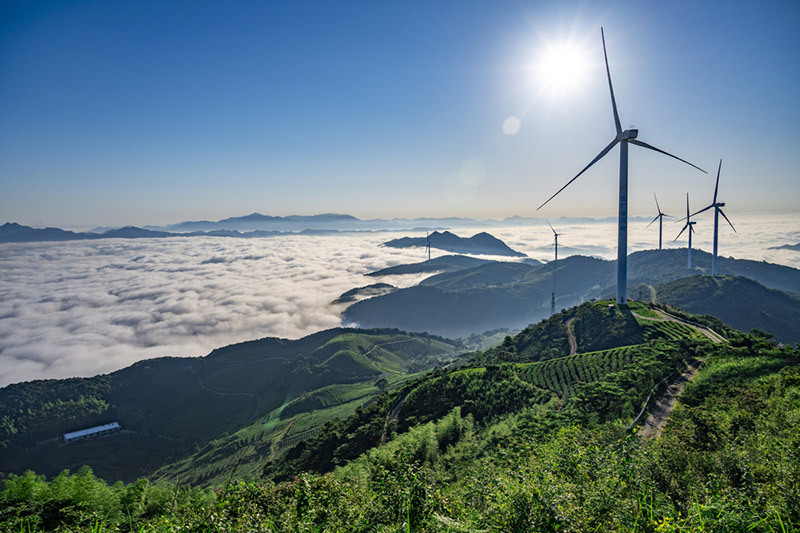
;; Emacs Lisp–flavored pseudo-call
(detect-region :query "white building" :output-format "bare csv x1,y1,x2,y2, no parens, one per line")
62,422,121,444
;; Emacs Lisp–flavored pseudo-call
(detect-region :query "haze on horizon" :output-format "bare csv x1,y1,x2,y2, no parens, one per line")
1,0,798,228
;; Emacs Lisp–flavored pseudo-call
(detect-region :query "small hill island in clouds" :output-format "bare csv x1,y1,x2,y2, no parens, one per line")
383,231,527,257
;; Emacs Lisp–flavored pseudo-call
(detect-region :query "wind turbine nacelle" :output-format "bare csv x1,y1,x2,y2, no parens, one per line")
618,128,638,141
717,202,725,207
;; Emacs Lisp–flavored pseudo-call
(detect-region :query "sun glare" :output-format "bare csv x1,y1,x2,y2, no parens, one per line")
532,41,592,98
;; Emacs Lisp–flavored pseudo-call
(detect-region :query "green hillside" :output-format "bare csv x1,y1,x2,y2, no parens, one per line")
263,300,725,481
0,328,463,484
654,274,800,343
3,303,797,531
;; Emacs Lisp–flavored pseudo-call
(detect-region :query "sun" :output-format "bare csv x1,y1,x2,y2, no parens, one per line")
531,41,592,98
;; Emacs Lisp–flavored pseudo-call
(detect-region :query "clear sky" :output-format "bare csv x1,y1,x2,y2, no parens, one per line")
1,0,798,227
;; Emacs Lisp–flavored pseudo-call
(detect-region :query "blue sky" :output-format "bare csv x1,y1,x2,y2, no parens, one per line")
1,0,798,227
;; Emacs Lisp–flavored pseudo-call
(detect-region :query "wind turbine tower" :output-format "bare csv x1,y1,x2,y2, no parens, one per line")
675,194,697,268
646,193,672,250
547,220,563,316
537,28,706,306
691,159,736,276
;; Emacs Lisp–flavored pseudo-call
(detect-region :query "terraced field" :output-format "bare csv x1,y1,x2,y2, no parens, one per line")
518,305,709,398
642,319,706,341
518,346,637,398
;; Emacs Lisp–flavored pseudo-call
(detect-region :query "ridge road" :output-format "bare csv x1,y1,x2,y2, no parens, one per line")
629,306,726,439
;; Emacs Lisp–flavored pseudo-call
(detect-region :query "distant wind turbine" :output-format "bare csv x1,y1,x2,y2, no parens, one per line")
646,193,672,250
537,28,706,305
690,159,736,276
547,220,564,316
425,230,431,261
674,193,697,268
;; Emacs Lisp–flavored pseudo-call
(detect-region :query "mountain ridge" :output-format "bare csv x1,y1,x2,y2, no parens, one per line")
344,248,800,341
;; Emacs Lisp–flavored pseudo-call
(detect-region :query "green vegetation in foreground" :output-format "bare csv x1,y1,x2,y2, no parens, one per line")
2,305,798,531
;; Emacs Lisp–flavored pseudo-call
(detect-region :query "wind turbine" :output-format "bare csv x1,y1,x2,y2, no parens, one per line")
547,220,564,316
646,193,672,250
537,28,706,305
674,193,697,268
690,159,736,276
425,230,431,261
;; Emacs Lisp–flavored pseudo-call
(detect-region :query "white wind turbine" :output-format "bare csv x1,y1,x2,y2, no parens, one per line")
537,28,706,305
674,193,697,268
547,220,564,316
690,159,736,276
646,193,672,250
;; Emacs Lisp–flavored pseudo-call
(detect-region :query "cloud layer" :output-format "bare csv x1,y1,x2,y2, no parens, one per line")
1,213,798,386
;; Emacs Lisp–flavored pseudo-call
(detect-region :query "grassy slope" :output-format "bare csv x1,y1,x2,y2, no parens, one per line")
0,329,462,483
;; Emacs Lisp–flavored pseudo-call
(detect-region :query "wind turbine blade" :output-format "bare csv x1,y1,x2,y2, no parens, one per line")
713,159,722,204
654,193,662,215
689,205,714,218
547,220,556,234
537,138,618,210
674,224,688,242
645,214,660,228
601,28,622,135
629,139,707,174
719,208,736,233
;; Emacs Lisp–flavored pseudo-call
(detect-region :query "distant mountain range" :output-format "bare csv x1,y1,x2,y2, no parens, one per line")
154,212,630,232
1,213,648,243
383,231,527,257
343,248,800,342
0,222,536,260
0,222,178,242
0,222,338,243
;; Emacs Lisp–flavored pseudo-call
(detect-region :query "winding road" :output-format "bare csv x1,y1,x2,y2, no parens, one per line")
565,317,578,356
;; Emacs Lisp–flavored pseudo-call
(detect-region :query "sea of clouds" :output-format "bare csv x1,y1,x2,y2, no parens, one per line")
1,213,798,387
